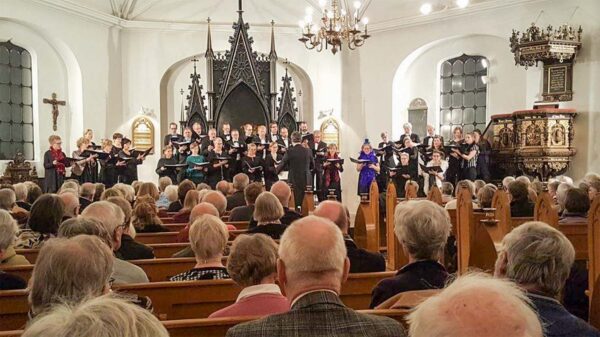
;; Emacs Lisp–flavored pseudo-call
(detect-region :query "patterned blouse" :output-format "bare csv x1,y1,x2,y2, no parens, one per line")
169,267,230,282
463,144,480,168
15,229,54,249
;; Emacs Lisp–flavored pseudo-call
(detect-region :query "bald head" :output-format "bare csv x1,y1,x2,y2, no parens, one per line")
189,202,219,223
313,201,348,233
409,273,542,337
202,191,227,215
59,192,80,218
270,181,291,208
216,181,230,196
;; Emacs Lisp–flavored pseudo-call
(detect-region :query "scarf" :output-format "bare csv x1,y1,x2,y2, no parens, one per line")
50,147,66,175
325,153,341,186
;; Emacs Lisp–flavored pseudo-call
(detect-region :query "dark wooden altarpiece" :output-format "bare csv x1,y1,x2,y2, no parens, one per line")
180,3,299,133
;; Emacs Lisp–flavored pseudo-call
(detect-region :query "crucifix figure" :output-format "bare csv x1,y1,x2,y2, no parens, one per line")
43,93,66,131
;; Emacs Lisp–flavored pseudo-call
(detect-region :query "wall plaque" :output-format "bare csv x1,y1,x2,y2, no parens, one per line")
320,117,340,150
131,116,155,154
542,62,573,102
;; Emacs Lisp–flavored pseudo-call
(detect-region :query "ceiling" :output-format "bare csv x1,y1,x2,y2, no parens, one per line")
37,0,537,28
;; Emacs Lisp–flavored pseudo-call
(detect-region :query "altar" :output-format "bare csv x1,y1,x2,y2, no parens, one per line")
486,107,577,181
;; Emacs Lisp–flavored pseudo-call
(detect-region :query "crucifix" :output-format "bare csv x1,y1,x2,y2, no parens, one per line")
43,93,66,131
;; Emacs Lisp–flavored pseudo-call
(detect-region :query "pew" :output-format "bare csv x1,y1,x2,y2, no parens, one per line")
426,186,443,206
354,182,379,253
405,183,418,200
488,189,512,244
385,181,408,271
369,181,383,247
136,229,248,245
455,186,497,275
588,196,600,329
301,190,315,217
163,223,187,232
534,191,559,228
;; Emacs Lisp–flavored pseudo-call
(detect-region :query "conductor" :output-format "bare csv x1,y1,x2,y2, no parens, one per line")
277,131,315,210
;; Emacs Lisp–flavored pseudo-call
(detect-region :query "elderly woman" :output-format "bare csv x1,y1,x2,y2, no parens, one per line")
210,234,289,318
494,222,599,336
476,184,496,209
170,214,230,281
248,192,286,240
0,210,30,265
43,135,71,193
370,200,451,308
172,190,201,223
508,180,535,217
15,194,65,249
28,235,113,317
559,188,591,225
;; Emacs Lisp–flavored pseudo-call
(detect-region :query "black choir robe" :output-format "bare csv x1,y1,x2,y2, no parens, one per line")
156,157,179,183
206,150,230,188
263,152,282,190
241,156,264,183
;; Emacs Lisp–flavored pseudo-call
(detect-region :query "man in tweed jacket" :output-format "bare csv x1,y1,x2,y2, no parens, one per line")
226,216,406,337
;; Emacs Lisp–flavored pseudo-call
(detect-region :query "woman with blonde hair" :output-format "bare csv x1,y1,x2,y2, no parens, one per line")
136,182,160,201
132,196,169,233
247,192,286,240
172,190,200,223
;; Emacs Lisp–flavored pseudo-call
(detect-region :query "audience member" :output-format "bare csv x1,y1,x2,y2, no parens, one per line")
156,177,173,209
226,216,405,337
0,210,30,265
227,173,250,210
59,191,80,220
444,180,477,210
556,182,574,215
248,181,301,229
25,182,42,205
441,182,454,204
100,187,124,200
559,188,591,224
203,191,228,216
408,273,542,337
502,176,516,191
132,196,169,233
93,183,105,202
548,180,561,201
314,200,385,274
370,200,450,308
170,214,230,281
59,180,80,196
79,182,95,211
210,234,289,318
229,182,263,222
247,192,287,240
0,188,16,211
172,190,200,223
22,295,168,337
136,182,160,201
216,180,231,196
81,202,149,284
16,194,64,249
28,235,113,317
516,175,531,186
107,197,154,260
473,179,485,194
197,182,211,191
168,180,195,212
588,179,599,202
174,202,220,252
160,184,178,209
13,183,31,211
114,183,135,204
495,222,599,337
508,180,535,217
476,184,495,209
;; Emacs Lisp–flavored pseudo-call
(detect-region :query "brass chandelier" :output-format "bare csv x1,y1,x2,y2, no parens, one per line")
298,0,371,55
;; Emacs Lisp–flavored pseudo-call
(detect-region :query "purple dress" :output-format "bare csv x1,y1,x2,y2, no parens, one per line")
357,151,378,195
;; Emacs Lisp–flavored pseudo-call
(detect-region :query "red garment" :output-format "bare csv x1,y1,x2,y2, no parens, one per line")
209,293,290,318
50,147,66,175
324,152,341,187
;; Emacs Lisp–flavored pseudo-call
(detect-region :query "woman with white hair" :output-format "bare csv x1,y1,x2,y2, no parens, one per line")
370,200,451,308
170,214,230,281
247,192,287,240
0,210,30,266
210,234,289,318
22,295,168,337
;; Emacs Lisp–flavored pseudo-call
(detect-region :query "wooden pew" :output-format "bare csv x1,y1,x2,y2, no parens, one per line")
354,183,379,253
385,181,408,271
301,189,315,217
369,181,382,247
136,229,248,245
534,191,559,228
455,186,497,275
588,196,600,329
405,183,418,200
427,186,443,206
488,189,512,244
163,223,187,232
0,289,28,331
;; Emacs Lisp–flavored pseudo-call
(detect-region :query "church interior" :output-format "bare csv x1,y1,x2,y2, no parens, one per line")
1,0,600,336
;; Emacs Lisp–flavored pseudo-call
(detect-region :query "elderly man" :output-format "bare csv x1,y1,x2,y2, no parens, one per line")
81,202,148,284
226,216,406,337
203,191,227,216
216,180,231,197
398,122,420,145
227,174,249,210
59,191,80,221
314,201,385,274
495,222,600,337
79,182,95,211
0,188,27,224
409,273,543,337
248,181,301,229
229,182,263,222
173,202,220,256
13,183,31,211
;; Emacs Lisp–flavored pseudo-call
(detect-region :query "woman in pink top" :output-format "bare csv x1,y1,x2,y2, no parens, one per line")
209,234,289,318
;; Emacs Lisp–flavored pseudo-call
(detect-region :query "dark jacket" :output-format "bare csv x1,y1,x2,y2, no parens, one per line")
116,234,155,260
0,271,27,290
136,223,170,233
227,191,246,211
229,205,255,222
277,144,314,208
16,201,31,212
43,149,68,193
226,291,406,337
248,207,301,229
510,200,535,217
528,293,600,337
167,200,183,213
370,260,449,308
345,238,386,274
248,223,288,240
78,197,92,212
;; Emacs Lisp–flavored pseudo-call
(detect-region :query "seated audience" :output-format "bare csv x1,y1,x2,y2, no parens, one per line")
476,184,495,209
203,191,228,217
473,179,485,194
216,180,231,196
229,182,263,222
494,222,600,337
114,183,135,204
173,203,220,256
502,176,516,191
100,187,124,200
28,235,113,317
226,216,405,337
314,200,385,274
58,191,80,221
444,180,477,210
548,180,561,201
516,175,531,186
26,182,43,205
589,178,600,201
172,190,200,223
168,179,195,212
197,183,211,191
13,183,31,211
16,194,64,249
22,295,168,337
170,214,230,281
210,234,289,318
441,182,454,204
370,200,450,308
0,188,28,224
93,183,105,202
136,181,160,201
79,182,95,212
508,180,535,217
156,177,173,209
408,273,543,337
559,188,590,224
556,182,574,215
227,173,249,210
248,192,287,240
0,269,27,290
81,202,149,284
107,196,154,260
59,180,79,195
0,209,30,265
249,181,301,229
132,196,170,233
160,184,178,209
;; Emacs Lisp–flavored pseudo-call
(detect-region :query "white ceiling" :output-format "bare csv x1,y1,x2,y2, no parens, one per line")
37,0,536,28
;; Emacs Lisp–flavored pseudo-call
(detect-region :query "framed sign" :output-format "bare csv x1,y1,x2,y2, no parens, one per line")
542,62,573,102
131,116,155,154
320,117,340,150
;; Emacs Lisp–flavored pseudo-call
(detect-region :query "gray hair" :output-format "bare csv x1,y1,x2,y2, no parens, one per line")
516,175,531,186
279,215,346,280
394,200,451,261
58,217,112,247
28,236,114,316
0,189,16,210
23,295,168,337
254,192,284,223
202,191,227,215
232,173,250,191
0,209,18,250
556,182,574,210
502,176,515,190
81,201,125,242
13,183,28,201
403,122,413,130
59,191,80,218
60,181,80,196
189,214,228,261
164,185,178,203
408,273,542,337
291,131,302,143
497,221,575,296
114,184,135,203
227,234,279,287
80,183,96,199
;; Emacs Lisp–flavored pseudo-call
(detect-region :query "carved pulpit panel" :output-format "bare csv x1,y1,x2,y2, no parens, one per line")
131,117,155,154
320,118,340,150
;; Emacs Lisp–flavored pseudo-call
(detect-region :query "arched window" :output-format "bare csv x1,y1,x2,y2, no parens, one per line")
0,41,34,160
439,54,488,142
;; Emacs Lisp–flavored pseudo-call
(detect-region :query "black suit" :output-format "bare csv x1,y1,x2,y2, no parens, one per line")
226,190,246,211
398,133,421,145
163,133,182,146
229,204,255,222
248,207,301,229
312,141,328,201
277,144,314,209
116,234,155,260
346,238,386,274
78,197,92,212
